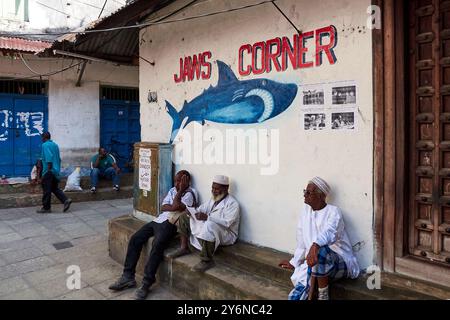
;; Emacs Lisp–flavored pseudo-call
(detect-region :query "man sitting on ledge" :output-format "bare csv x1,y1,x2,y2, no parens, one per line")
108,170,198,300
278,177,360,300
90,147,121,193
169,175,240,273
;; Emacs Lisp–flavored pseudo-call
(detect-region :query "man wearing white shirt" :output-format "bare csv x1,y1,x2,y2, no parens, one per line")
169,175,240,272
109,170,198,300
279,177,360,300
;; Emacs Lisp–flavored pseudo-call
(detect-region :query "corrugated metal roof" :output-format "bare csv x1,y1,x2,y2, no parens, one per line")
42,0,174,65
0,37,51,53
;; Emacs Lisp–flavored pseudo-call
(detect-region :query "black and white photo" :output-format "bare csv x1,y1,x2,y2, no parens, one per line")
304,113,326,130
332,85,356,105
302,89,324,105
331,112,355,130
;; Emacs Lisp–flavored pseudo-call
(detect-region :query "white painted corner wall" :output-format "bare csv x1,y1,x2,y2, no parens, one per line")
139,0,374,269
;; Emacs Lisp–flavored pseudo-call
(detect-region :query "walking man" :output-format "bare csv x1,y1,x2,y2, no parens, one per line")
36,132,72,213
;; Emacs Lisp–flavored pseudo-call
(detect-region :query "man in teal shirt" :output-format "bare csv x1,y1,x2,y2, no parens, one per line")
37,132,72,213
90,147,121,193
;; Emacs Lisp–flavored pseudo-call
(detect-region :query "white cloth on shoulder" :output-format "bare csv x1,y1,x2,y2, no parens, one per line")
189,194,240,251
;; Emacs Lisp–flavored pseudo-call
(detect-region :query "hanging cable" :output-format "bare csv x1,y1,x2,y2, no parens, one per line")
19,53,42,75
271,1,301,34
0,58,83,81
98,0,109,19
1,0,275,37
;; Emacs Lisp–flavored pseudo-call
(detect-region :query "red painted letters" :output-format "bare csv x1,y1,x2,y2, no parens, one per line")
238,25,338,76
174,51,212,83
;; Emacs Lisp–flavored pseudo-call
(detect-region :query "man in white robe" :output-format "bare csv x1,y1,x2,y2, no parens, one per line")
169,175,240,272
279,177,360,300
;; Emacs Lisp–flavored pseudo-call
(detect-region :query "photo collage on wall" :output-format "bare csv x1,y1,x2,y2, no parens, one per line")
300,81,358,131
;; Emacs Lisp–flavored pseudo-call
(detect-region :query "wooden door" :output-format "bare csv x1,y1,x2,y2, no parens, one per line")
409,0,450,265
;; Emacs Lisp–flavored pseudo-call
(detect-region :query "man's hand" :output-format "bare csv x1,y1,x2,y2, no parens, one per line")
278,260,295,270
195,212,208,221
306,243,321,267
179,175,189,192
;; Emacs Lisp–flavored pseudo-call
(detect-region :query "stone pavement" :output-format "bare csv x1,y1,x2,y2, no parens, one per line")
0,199,180,300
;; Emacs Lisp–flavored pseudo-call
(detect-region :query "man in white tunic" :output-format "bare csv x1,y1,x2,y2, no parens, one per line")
279,177,360,300
169,175,240,272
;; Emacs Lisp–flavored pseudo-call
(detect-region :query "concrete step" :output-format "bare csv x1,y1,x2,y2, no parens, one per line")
331,275,441,300
108,215,450,300
0,173,134,195
108,215,290,300
0,186,133,209
158,252,290,300
215,242,293,288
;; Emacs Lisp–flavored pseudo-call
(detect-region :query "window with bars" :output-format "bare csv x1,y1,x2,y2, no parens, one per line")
100,86,139,102
0,80,47,95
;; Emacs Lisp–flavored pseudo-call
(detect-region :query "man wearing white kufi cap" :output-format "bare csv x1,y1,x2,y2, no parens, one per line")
169,174,240,272
279,177,360,300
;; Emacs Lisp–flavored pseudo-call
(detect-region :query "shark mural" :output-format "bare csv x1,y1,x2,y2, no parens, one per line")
166,60,298,142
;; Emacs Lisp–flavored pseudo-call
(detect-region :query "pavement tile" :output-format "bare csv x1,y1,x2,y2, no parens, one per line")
3,217,35,226
0,288,42,300
70,234,107,247
23,264,68,286
0,232,24,244
0,276,30,297
1,246,44,264
56,287,105,300
34,275,88,299
10,223,50,238
0,238,35,254
64,226,98,239
0,224,15,236
80,262,123,286
0,256,56,280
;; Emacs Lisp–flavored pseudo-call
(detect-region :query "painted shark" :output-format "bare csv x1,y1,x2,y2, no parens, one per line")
166,60,298,142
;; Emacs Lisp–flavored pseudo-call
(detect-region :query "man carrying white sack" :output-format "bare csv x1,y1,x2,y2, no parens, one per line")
278,177,360,300
169,175,240,273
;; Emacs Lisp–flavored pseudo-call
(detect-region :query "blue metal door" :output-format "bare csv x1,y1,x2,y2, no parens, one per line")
100,100,140,172
0,94,48,177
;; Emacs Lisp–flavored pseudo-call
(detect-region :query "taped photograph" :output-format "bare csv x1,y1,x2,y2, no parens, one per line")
331,112,355,130
304,113,326,130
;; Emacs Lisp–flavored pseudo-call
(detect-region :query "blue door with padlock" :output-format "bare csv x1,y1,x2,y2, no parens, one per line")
0,94,48,177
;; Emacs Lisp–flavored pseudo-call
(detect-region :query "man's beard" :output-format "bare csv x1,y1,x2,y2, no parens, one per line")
212,192,226,202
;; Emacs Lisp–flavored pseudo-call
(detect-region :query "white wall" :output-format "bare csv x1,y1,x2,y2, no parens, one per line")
0,54,139,166
139,0,374,269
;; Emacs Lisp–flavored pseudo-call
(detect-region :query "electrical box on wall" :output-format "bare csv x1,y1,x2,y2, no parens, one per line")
133,142,173,217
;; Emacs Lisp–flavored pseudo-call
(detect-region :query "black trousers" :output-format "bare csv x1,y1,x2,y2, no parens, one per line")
123,220,177,286
41,171,68,210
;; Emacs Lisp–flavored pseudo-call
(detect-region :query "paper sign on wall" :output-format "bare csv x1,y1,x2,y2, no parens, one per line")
139,148,151,191
300,80,358,131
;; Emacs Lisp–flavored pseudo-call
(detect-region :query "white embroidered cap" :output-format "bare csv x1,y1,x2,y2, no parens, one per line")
309,176,331,196
213,175,230,185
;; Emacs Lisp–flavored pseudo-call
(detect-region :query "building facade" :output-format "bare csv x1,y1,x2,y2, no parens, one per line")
135,0,450,286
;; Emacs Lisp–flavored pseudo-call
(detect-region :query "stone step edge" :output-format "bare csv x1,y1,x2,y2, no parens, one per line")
215,244,293,288
161,252,291,300
0,186,134,209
